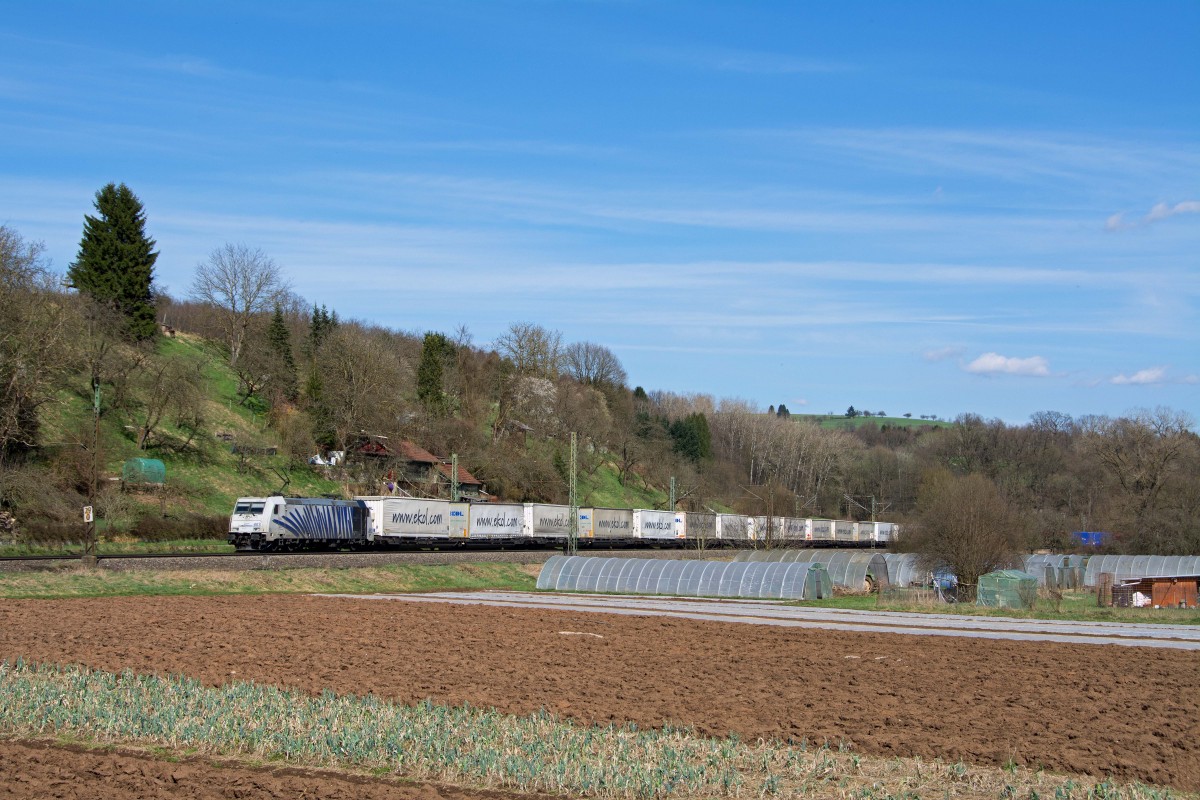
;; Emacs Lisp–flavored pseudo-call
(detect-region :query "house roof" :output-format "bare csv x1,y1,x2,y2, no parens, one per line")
354,439,392,457
437,462,484,485
396,440,440,463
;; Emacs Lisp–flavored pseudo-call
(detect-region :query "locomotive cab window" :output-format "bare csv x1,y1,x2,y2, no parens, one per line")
273,504,283,516
235,501,265,515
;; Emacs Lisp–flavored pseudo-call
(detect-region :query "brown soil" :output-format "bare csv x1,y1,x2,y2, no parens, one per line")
0,739,549,800
1,595,1197,793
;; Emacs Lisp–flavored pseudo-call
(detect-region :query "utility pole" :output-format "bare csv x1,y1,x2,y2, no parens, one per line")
844,494,890,520
450,453,460,502
669,476,676,511
567,432,578,556
82,381,100,567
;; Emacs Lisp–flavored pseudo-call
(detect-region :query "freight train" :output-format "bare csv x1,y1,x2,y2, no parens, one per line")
228,495,898,552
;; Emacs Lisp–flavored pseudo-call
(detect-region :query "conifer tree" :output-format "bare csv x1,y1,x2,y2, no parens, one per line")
306,304,337,355
68,183,159,340
416,332,453,416
267,303,297,401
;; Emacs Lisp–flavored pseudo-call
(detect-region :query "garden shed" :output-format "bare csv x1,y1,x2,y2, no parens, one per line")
976,570,1039,609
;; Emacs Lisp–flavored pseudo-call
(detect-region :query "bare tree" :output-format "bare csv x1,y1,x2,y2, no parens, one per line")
189,243,289,367
314,324,406,451
132,352,206,449
902,470,1027,597
563,341,627,388
494,322,562,379
0,226,76,458
1079,408,1197,551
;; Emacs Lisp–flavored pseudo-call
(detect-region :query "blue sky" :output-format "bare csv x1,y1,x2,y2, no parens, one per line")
2,2,1197,424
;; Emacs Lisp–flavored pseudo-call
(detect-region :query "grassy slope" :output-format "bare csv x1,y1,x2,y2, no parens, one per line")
579,459,668,510
38,334,342,526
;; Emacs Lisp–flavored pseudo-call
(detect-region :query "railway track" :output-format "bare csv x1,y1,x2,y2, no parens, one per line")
0,547,710,573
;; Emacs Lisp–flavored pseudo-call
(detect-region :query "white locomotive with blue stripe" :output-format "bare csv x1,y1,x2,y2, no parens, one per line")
228,496,370,551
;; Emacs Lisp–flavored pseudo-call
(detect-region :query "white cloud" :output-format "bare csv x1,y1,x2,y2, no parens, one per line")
1146,200,1200,222
1106,200,1200,232
1111,366,1168,385
965,353,1050,377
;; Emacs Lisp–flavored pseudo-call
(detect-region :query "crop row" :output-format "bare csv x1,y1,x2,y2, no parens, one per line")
0,659,1180,800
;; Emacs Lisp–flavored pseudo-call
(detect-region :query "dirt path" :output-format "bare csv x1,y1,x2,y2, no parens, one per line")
1,594,1197,790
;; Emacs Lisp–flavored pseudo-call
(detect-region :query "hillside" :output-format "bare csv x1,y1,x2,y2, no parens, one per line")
33,334,342,533
31,334,670,539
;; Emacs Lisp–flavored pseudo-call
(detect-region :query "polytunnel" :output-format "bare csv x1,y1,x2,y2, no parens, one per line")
732,549,890,591
882,553,926,587
1024,554,1065,588
1083,555,1200,587
536,555,830,599
1023,554,1086,589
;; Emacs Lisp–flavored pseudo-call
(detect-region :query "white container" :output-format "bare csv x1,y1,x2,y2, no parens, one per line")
592,507,633,539
523,504,593,539
809,519,834,541
466,503,525,539
361,497,451,539
634,508,680,540
716,513,751,541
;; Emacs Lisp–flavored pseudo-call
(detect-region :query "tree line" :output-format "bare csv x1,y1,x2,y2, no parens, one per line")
1,184,1198,563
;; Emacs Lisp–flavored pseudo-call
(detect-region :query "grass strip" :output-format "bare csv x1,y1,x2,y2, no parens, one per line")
791,591,1200,625
0,659,1186,800
0,539,235,558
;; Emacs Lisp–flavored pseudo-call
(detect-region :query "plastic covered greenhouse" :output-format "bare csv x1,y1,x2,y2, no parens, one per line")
733,549,890,591
536,555,832,600
882,553,926,587
122,458,166,485
976,570,1039,609
1083,555,1200,587
1023,554,1086,589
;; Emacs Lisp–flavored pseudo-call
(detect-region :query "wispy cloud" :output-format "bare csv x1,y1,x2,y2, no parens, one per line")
1111,366,1168,385
965,353,1050,377
730,127,1200,192
1106,200,1200,232
923,346,965,362
632,45,852,75
142,55,235,79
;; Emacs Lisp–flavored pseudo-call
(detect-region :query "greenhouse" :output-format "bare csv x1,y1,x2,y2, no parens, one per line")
536,555,832,600
1083,555,1200,587
1023,554,1086,589
977,570,1039,609
122,458,166,485
882,553,926,587
733,549,890,591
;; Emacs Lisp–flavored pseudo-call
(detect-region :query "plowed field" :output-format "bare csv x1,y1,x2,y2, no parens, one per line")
1,594,1197,795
